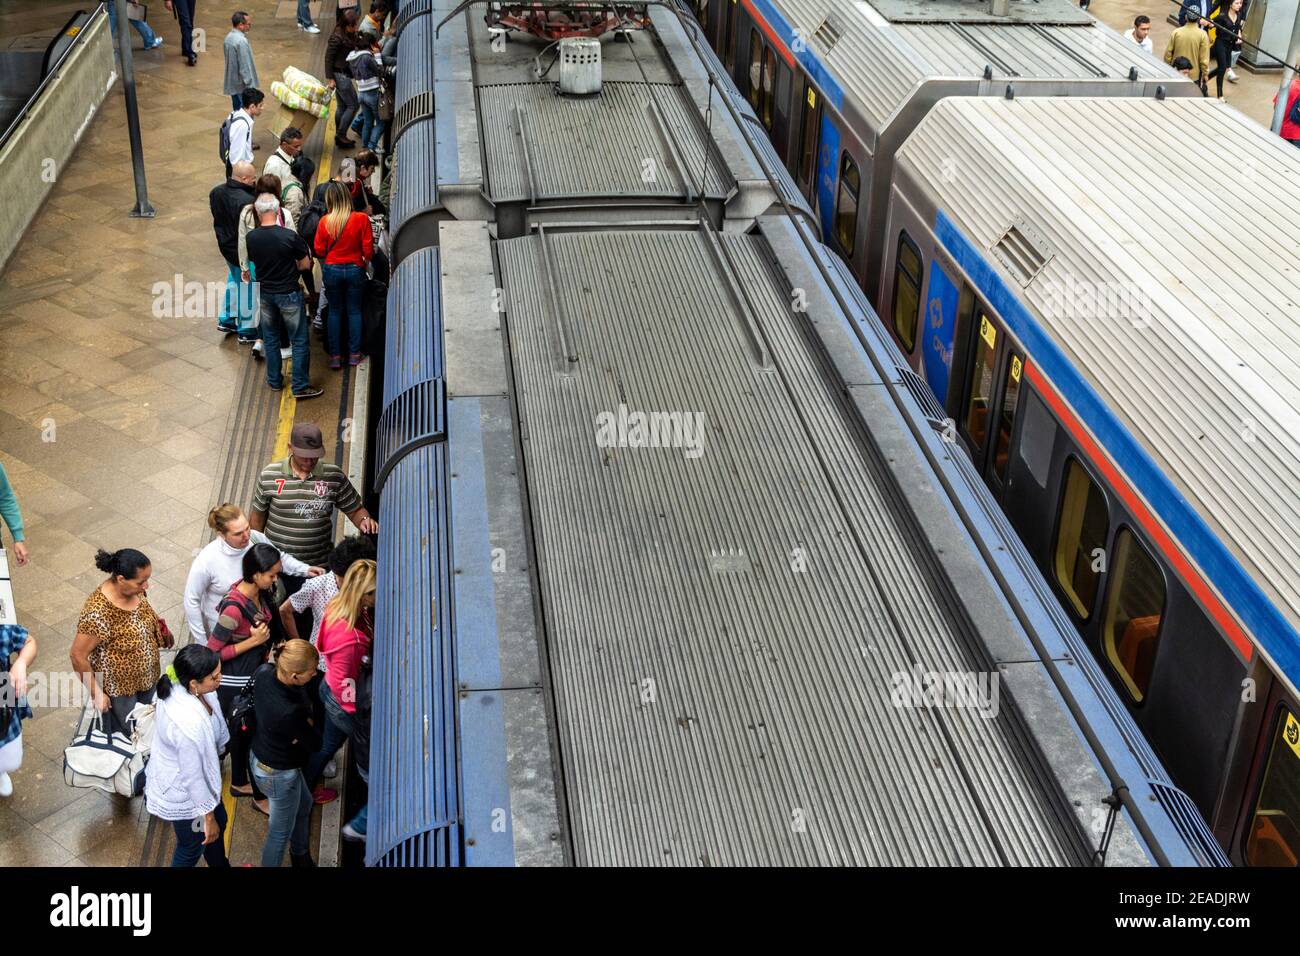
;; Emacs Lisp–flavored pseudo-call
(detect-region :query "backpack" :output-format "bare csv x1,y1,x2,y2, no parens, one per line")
298,192,326,245
219,111,251,165
1290,94,1300,127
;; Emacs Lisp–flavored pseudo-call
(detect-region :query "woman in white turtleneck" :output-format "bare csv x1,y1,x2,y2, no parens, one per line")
183,503,323,644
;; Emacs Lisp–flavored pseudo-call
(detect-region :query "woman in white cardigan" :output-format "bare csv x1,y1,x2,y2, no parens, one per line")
184,503,321,646
144,644,231,867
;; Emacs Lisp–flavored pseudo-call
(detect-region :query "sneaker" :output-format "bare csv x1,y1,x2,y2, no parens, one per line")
341,822,367,843
0,772,12,798
280,347,293,360
293,386,324,400
217,322,237,334
299,23,321,34
325,759,338,778
313,785,338,805
329,354,343,370
148,36,165,49
238,334,258,346
268,382,283,391
1227,69,1239,83
349,352,364,366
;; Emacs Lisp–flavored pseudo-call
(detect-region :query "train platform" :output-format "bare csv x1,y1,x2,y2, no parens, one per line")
0,0,365,866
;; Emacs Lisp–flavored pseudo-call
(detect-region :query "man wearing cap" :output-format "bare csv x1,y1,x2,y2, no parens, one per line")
249,424,379,572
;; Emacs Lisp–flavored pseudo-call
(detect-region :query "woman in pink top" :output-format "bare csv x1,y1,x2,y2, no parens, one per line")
311,558,375,843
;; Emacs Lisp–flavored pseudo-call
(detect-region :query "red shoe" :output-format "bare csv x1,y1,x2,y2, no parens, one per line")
348,352,364,366
313,786,338,805
329,354,342,370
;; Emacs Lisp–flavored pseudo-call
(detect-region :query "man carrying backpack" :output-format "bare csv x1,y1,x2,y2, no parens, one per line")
220,88,264,178
209,161,258,338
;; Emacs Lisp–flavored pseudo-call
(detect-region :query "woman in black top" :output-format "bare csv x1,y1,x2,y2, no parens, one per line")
249,639,323,867
326,11,363,147
1208,0,1245,99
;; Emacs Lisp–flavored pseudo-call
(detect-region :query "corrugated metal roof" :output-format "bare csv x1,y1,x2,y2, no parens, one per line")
496,226,1080,865
766,0,1181,129
477,81,735,204
894,95,1300,642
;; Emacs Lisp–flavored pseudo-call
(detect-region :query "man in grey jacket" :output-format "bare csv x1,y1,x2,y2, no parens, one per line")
223,11,259,113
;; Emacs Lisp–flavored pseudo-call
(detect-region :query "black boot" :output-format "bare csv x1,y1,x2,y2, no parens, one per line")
290,852,317,868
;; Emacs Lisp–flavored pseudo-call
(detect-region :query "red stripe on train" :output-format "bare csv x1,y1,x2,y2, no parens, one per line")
740,0,796,67
1023,360,1254,663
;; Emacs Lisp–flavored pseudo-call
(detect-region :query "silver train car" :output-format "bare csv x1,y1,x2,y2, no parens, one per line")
879,95,1300,866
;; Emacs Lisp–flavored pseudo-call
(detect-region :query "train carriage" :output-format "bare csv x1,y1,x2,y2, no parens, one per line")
881,94,1300,865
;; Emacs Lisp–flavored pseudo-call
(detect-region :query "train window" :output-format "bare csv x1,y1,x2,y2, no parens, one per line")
992,353,1023,482
1017,389,1055,490
962,312,998,454
796,86,818,193
761,45,775,130
1100,529,1165,702
1053,458,1109,620
748,31,762,110
1244,708,1300,866
834,152,860,256
891,232,921,354
775,59,790,126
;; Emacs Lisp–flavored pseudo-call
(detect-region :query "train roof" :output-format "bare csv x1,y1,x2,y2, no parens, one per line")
892,95,1300,685
758,0,1189,132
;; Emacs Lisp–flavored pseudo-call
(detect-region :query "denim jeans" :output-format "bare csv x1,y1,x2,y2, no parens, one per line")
249,757,312,866
219,261,257,333
321,262,366,357
320,682,368,834
260,290,310,392
107,1,158,47
304,678,349,788
297,0,316,27
171,802,231,868
358,89,386,150
333,73,359,137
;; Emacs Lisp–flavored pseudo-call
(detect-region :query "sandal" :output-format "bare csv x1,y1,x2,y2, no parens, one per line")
230,784,255,797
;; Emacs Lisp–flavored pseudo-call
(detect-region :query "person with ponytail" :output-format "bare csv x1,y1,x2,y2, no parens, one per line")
313,177,373,369
208,542,283,812
250,639,323,866
144,644,231,868
71,548,174,735
184,503,320,648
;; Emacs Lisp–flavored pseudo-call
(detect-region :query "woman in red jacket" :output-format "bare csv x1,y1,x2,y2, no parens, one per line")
314,180,373,369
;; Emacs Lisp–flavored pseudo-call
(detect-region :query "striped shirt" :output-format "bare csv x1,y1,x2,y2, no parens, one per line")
252,459,363,566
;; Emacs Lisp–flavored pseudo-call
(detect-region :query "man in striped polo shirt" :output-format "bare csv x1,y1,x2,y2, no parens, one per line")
249,423,378,568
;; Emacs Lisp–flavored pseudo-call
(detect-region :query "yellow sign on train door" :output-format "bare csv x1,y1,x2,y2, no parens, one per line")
980,315,996,349
1285,712,1300,760
807,87,816,110
1010,355,1022,383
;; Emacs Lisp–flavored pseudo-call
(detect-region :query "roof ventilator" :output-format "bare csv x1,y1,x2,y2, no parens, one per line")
558,37,602,95
991,216,1053,287
812,12,844,54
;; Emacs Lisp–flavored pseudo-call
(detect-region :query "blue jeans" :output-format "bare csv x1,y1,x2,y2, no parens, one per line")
333,73,359,137
170,802,230,867
320,682,368,836
321,262,366,357
297,0,316,27
358,89,385,150
219,261,257,332
249,757,313,866
107,2,158,46
260,290,310,392
304,684,349,788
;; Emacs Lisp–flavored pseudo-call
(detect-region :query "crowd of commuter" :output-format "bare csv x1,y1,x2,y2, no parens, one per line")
0,2,394,867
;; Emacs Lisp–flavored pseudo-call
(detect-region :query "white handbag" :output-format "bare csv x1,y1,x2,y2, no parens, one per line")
63,706,149,797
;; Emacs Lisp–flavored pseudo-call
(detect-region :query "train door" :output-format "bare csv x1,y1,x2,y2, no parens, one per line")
722,0,738,72
1232,683,1300,866
793,81,820,202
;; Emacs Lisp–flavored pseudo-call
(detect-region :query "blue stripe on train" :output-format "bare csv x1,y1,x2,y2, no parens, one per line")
934,208,1300,686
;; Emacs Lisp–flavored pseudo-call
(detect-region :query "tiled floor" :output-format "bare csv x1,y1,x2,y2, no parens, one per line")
0,0,347,866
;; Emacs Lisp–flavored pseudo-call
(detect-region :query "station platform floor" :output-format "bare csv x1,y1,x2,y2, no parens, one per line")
0,0,364,866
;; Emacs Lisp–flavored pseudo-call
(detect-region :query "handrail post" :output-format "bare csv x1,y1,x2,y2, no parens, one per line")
113,1,155,218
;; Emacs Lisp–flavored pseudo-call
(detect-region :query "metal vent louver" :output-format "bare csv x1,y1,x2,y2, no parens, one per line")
991,216,1053,286
374,378,446,494
394,0,431,35
392,90,433,145
897,366,947,423
812,13,844,53
1148,782,1231,867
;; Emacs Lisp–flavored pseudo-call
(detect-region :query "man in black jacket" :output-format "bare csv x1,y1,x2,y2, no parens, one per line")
209,161,258,340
